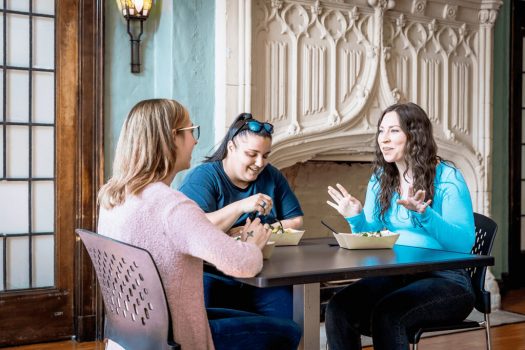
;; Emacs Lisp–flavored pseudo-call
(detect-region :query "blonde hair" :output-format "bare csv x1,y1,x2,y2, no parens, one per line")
98,99,189,209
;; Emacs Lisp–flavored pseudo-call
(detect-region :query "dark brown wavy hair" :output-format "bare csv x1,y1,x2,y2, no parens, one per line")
372,102,439,221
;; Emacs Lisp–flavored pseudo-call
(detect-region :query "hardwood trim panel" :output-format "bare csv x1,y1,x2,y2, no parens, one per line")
74,0,105,342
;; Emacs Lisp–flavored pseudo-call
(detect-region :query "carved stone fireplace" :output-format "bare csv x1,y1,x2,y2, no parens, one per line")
215,0,502,308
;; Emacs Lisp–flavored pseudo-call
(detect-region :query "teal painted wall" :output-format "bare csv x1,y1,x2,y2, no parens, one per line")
104,0,215,186
491,0,510,279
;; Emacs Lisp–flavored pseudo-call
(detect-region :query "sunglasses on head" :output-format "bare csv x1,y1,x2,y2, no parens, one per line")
232,115,274,139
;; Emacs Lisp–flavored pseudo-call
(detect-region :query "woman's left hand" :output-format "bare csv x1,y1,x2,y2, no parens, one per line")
397,186,432,213
227,226,245,239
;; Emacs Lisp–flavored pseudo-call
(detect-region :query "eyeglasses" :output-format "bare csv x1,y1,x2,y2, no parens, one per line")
176,125,200,141
232,118,274,140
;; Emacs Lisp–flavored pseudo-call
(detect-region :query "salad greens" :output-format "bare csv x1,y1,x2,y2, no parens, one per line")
358,230,383,237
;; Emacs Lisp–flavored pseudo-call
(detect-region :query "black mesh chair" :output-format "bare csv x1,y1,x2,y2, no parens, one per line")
77,229,180,350
408,212,498,350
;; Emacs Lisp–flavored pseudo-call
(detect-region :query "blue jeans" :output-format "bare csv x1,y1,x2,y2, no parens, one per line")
204,271,293,319
208,308,302,350
325,269,475,350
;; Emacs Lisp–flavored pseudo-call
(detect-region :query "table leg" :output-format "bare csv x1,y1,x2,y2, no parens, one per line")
293,283,321,350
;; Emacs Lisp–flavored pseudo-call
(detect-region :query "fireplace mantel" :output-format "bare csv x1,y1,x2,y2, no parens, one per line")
215,0,501,217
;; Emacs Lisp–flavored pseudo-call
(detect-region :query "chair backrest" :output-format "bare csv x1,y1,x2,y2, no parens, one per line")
468,213,498,313
77,229,178,350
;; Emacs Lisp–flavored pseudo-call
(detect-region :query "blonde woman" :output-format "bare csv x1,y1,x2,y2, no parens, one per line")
98,99,301,350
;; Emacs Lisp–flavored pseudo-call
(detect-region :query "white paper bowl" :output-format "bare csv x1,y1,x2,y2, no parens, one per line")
333,230,400,249
262,241,276,259
270,228,305,246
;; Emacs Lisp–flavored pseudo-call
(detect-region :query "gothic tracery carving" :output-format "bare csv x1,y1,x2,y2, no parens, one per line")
248,0,500,217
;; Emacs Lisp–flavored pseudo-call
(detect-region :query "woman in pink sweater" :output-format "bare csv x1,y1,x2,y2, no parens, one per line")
97,99,301,350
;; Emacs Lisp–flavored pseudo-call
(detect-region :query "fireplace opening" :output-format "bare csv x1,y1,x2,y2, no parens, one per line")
282,160,373,238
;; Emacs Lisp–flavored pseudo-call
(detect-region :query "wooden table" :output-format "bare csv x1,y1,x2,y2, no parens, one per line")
237,238,494,350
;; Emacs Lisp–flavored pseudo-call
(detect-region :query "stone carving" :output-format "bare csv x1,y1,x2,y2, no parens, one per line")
311,0,322,16
219,0,501,218
411,0,427,15
368,0,396,11
443,4,458,20
271,0,283,10
216,0,502,226
478,9,498,26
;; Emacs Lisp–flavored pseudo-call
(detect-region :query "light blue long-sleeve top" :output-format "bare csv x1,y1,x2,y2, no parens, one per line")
346,162,475,253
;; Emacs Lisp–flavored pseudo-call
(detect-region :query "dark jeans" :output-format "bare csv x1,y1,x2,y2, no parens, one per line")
204,271,293,319
208,308,302,350
325,269,475,350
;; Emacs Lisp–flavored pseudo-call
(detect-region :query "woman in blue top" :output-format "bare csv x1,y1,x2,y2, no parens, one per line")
325,102,476,350
179,113,304,320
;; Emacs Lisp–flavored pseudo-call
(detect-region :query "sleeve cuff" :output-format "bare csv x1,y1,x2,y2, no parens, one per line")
345,211,365,226
412,207,433,223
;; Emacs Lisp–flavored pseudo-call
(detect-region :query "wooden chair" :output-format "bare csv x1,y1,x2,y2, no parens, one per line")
77,229,180,350
408,212,498,350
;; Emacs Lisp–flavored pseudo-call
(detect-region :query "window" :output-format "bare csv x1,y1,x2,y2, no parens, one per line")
0,0,55,291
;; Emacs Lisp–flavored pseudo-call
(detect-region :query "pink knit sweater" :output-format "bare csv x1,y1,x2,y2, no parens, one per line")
98,182,263,350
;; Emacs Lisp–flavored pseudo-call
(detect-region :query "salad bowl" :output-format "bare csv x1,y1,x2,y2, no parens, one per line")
270,227,305,246
333,230,400,249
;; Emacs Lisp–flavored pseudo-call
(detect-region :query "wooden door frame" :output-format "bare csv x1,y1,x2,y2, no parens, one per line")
74,0,105,342
508,0,525,289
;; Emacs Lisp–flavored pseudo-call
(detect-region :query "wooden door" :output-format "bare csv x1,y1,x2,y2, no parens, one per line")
509,0,525,288
0,0,103,345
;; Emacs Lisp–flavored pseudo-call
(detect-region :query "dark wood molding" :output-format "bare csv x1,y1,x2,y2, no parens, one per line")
0,290,73,345
508,0,525,288
74,0,105,342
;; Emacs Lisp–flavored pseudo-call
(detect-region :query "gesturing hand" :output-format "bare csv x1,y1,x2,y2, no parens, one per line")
326,183,363,218
396,186,432,213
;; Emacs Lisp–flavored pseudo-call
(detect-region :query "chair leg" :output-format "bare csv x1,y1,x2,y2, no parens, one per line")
484,313,492,350
413,342,418,350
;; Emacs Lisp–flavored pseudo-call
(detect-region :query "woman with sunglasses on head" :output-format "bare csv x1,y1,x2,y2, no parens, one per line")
324,102,476,350
98,99,301,350
179,113,304,320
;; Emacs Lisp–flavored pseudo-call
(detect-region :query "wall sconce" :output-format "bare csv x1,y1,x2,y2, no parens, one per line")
116,0,154,73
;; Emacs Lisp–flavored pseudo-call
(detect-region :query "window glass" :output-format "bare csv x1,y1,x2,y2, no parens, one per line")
33,0,54,15
32,235,54,287
6,70,29,122
7,14,30,67
33,16,54,69
32,180,54,232
6,0,29,12
1,6,56,291
7,236,30,290
32,126,54,177
33,71,54,123
0,181,29,233
6,125,29,178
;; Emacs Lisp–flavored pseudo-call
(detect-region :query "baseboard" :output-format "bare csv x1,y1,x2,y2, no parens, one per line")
75,315,97,342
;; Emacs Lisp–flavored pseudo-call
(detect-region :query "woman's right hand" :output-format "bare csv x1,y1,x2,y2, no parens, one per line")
241,217,272,250
327,183,363,218
237,193,273,216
